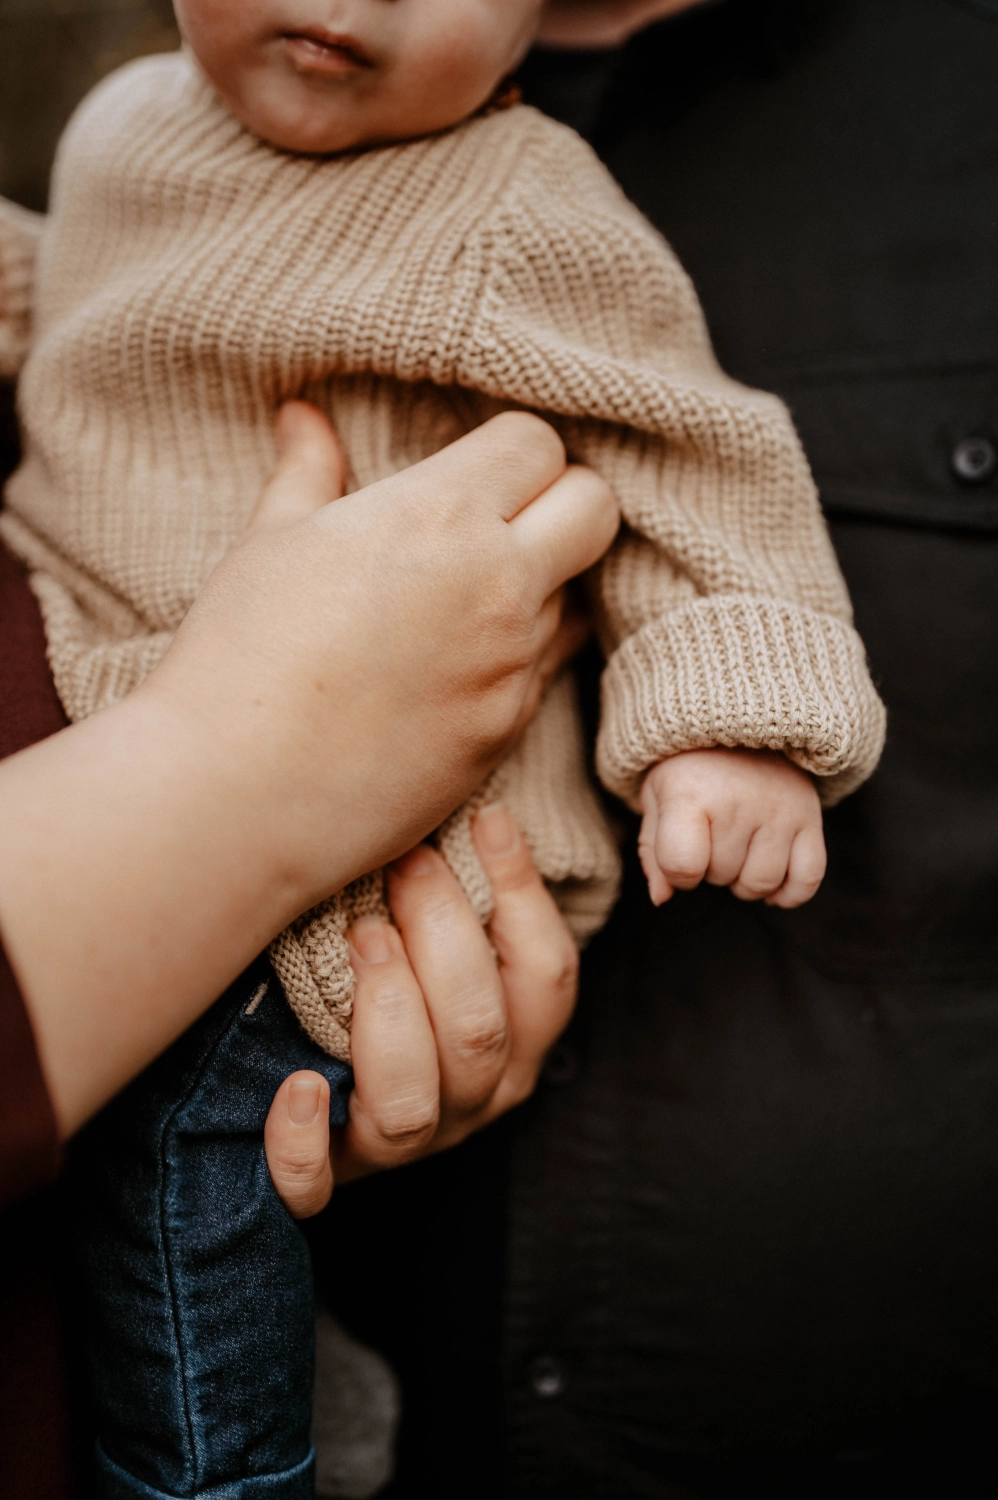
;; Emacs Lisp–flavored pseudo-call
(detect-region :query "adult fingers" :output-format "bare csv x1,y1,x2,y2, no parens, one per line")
514,598,591,728
540,603,592,681
385,845,511,1118
334,915,440,1182
263,1071,335,1219
471,805,579,1112
510,462,619,600
389,411,567,524
766,824,828,909
245,401,347,533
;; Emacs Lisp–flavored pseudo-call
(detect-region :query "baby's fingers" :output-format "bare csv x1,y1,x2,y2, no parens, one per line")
638,783,673,905
729,825,795,903
765,825,828,909
653,796,712,893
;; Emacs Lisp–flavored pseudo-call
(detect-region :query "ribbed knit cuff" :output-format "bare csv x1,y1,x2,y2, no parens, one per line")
596,594,887,810
0,199,44,380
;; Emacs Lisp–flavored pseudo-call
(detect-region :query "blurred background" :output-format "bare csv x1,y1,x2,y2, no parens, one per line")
0,0,180,211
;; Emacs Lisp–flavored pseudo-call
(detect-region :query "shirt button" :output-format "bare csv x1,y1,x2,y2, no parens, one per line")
951,436,997,485
542,1041,581,1088
529,1355,566,1399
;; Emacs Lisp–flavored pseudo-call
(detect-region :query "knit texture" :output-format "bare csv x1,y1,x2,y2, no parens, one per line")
0,53,885,1060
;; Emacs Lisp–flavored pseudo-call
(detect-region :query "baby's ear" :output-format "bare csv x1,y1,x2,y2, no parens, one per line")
535,0,695,51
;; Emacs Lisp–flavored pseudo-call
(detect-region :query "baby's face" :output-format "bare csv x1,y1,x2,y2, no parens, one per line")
173,0,545,154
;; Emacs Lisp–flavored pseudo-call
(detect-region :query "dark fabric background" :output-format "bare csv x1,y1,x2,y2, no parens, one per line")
4,5,998,1497
316,5,998,1498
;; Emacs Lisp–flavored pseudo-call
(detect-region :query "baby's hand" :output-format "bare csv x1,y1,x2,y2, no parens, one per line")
639,748,826,910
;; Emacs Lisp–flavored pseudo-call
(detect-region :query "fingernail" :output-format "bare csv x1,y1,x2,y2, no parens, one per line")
391,845,436,879
288,1076,322,1125
475,803,517,855
350,915,393,964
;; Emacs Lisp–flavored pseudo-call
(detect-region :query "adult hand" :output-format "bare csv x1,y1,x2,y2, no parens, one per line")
538,0,706,50
153,402,617,914
0,405,615,1138
264,804,578,1218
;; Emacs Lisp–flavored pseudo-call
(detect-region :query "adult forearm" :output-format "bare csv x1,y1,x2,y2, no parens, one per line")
0,690,320,1139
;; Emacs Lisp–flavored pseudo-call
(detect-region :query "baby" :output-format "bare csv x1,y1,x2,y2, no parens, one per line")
0,1,886,1494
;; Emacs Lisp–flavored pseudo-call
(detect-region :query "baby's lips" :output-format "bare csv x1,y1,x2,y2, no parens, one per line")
282,28,374,76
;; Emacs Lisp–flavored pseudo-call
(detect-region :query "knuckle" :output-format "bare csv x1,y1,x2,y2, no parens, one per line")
368,978,416,1014
482,568,534,642
535,941,579,998
409,891,466,943
369,1095,439,1149
448,1003,509,1066
454,1022,508,1066
272,1150,325,1184
490,846,538,893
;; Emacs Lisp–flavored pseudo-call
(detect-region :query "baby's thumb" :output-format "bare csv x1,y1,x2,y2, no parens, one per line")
264,1071,335,1219
246,401,347,534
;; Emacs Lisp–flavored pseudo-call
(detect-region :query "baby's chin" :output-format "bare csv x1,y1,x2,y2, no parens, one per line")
223,99,377,155
223,82,474,157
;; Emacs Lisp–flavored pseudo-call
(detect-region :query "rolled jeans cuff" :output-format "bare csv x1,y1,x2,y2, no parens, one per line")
95,1442,316,1499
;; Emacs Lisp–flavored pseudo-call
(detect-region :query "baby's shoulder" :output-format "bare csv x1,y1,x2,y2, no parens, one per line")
54,51,210,165
462,104,624,208
457,105,670,268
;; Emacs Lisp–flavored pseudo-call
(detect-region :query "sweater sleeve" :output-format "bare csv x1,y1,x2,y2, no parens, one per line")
0,198,44,381
452,118,886,808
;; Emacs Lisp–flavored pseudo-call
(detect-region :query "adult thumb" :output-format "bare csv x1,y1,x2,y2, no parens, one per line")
264,1070,335,1218
246,401,347,534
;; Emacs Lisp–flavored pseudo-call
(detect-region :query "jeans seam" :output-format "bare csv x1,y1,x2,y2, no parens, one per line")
155,992,262,1497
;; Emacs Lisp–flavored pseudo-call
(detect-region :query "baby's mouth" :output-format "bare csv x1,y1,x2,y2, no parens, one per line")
282,29,373,75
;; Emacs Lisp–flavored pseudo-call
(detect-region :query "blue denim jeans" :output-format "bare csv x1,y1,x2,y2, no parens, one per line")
70,957,353,1499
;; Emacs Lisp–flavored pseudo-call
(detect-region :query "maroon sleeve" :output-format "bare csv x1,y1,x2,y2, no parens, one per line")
1,424,83,1492
0,538,68,761
0,944,60,1209
0,540,67,1209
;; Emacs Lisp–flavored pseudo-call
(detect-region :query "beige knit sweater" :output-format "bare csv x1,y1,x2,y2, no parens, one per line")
0,54,886,1061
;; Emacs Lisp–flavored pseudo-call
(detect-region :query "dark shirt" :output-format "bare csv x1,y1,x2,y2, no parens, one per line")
317,4,998,1497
